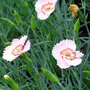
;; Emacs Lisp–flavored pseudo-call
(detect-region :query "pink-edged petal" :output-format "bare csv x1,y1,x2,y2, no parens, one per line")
75,51,84,58
36,0,57,4
35,0,57,20
57,57,71,69
11,36,28,48
64,58,82,66
11,39,19,45
52,0,57,4
35,0,56,12
19,35,27,46
60,39,76,51
35,0,49,12
35,2,43,12
20,40,31,54
52,43,67,60
37,0,48,4
3,46,19,61
37,12,50,20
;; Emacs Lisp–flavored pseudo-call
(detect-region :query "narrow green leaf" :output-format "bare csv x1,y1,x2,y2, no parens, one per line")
35,73,41,78
83,71,90,77
24,65,32,72
47,33,50,40
4,75,19,90
5,42,11,46
87,0,90,5
22,0,28,7
14,10,22,26
41,67,59,82
31,15,36,30
78,10,87,22
0,88,4,90
82,1,86,9
20,53,32,64
73,19,80,33
0,17,15,28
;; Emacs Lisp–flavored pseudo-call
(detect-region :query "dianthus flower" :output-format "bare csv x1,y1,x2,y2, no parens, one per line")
3,35,30,61
35,0,57,20
52,39,84,69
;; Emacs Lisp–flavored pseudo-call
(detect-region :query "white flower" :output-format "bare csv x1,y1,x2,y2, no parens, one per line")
52,39,84,69
3,35,31,61
35,0,57,20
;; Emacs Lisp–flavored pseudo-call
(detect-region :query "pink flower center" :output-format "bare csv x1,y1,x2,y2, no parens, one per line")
60,48,76,60
41,3,54,14
12,44,24,56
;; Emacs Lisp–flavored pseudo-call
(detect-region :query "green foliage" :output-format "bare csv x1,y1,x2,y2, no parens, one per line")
0,0,89,89
41,67,59,82
22,0,28,7
73,19,80,33
24,65,33,72
31,15,37,30
14,10,22,26
0,17,15,28
78,10,87,22
4,75,19,90
5,42,11,46
20,53,32,64
0,88,4,90
83,71,90,77
87,0,90,5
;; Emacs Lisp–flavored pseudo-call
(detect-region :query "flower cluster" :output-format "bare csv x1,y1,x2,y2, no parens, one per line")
2,1,84,70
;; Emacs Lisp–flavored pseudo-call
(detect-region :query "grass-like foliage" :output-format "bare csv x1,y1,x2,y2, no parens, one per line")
0,0,90,90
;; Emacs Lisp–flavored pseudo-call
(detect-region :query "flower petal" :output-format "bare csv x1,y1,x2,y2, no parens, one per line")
52,43,67,60
75,51,84,58
50,0,57,4
59,39,76,51
35,0,45,12
64,58,82,66
3,46,19,61
11,39,19,45
57,57,71,69
37,12,50,20
19,35,27,46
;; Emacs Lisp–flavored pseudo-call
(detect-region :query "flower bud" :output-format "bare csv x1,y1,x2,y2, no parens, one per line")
4,75,19,90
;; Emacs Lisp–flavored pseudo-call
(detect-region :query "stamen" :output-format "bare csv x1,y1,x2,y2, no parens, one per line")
41,3,54,14
60,48,76,60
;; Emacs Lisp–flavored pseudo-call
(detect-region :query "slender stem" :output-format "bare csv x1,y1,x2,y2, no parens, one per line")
58,82,65,90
